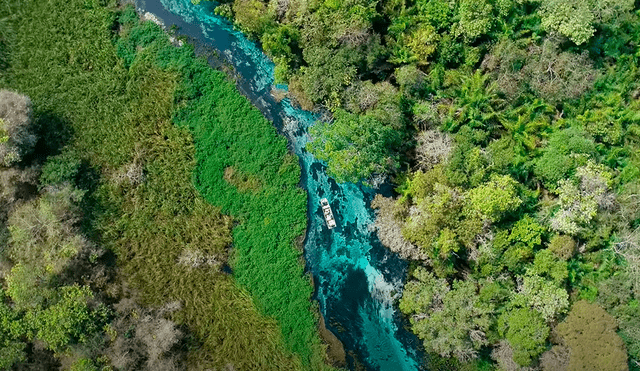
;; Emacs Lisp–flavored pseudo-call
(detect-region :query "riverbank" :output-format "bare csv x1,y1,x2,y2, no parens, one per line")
319,312,347,367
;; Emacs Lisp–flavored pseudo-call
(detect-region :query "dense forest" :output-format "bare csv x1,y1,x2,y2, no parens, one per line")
0,1,335,370
1,0,639,370
207,0,640,370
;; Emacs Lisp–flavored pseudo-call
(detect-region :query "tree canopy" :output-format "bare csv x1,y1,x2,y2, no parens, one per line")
557,301,629,371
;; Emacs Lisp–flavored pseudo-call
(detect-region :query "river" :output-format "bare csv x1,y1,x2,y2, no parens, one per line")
133,1,423,369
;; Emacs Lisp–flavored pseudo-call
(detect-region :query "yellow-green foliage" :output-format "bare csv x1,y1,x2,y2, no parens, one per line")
2,186,109,359
7,185,85,275
0,0,325,369
224,166,262,193
557,301,629,371
0,118,8,143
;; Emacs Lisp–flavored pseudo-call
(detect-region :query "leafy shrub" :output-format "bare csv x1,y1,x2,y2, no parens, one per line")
40,151,82,187
534,127,597,190
308,108,402,183
497,308,549,367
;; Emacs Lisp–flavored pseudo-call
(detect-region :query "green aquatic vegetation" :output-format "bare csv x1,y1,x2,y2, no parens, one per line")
115,11,328,370
167,53,325,369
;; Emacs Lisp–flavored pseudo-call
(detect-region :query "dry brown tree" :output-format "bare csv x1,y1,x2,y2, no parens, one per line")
107,298,185,371
539,345,570,371
414,130,452,171
371,194,429,261
0,90,37,167
491,340,541,371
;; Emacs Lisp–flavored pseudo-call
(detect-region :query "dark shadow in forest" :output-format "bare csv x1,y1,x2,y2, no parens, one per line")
31,110,74,159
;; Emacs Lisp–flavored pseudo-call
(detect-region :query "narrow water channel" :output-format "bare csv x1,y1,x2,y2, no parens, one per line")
133,1,423,369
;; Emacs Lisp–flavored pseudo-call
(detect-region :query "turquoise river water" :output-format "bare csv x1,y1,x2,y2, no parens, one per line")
134,1,424,369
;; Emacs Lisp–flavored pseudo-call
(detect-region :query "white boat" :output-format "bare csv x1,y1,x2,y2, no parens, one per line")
320,198,336,229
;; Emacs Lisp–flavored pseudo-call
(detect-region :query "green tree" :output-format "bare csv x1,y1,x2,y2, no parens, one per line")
5,263,53,312
498,307,549,366
261,25,302,83
344,81,404,129
577,105,625,146
464,174,522,223
499,240,535,273
446,137,488,187
548,234,576,261
395,64,427,97
538,0,634,44
512,274,569,322
415,0,454,30
27,285,105,352
538,0,595,45
399,166,471,270
387,0,452,65
404,24,439,65
0,291,26,369
550,179,598,235
549,160,613,235
453,0,493,42
556,301,628,371
527,249,568,284
261,25,299,59
534,126,596,190
232,0,273,36
441,72,504,134
509,216,545,251
39,151,82,186
308,109,402,183
400,267,450,314
296,46,358,108
69,358,100,371
401,268,493,362
493,216,545,273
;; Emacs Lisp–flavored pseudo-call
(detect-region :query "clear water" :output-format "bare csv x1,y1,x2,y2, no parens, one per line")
134,1,423,369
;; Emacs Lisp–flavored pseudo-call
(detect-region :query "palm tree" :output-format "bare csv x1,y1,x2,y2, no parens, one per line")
441,71,505,135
